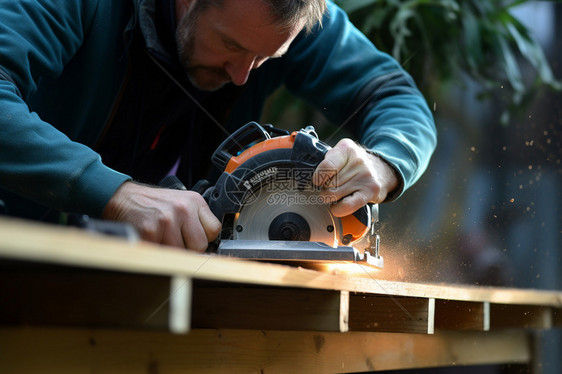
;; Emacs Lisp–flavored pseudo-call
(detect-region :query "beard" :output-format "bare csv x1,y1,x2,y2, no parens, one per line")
175,10,231,92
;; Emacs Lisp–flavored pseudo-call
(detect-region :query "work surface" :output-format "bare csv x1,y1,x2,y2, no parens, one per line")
1,217,561,373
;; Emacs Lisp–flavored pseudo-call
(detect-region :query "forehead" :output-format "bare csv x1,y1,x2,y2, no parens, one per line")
202,0,304,57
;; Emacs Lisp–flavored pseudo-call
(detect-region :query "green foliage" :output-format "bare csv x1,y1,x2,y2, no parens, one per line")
334,0,561,123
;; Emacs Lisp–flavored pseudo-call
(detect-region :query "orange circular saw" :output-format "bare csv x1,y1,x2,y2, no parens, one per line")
201,122,383,268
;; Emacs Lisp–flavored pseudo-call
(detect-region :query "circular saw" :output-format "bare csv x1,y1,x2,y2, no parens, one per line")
201,122,383,268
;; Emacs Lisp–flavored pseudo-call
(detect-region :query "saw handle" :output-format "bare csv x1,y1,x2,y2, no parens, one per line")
211,122,271,171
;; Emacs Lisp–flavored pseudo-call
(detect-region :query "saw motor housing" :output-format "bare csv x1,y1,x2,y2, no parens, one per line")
203,122,383,268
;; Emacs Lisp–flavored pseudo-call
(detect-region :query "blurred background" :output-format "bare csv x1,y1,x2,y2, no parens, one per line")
265,0,561,291
264,1,561,372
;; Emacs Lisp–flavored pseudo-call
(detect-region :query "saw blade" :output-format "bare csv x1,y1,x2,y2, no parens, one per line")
232,180,342,247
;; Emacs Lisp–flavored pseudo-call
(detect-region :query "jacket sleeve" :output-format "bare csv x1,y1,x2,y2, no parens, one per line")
0,0,131,217
283,1,437,200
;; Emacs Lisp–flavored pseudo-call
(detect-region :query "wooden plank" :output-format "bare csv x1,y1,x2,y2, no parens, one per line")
0,265,171,329
340,290,350,332
428,298,435,334
191,285,349,332
348,294,434,334
490,305,553,330
1,217,562,308
553,308,562,328
0,263,349,333
169,276,191,334
435,300,490,331
484,301,491,331
0,327,532,373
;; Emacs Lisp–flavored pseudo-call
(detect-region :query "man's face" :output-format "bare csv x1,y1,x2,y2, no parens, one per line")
176,0,304,91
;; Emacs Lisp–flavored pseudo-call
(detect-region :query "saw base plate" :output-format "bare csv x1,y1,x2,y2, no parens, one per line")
216,240,384,268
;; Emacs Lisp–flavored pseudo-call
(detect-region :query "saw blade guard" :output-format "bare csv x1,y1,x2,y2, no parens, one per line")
232,179,344,246
206,122,372,248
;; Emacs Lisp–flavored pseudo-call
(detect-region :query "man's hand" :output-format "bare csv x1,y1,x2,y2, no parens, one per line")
102,181,221,251
312,139,399,217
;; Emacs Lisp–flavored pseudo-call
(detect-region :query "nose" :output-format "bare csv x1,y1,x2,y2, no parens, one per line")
225,55,268,86
224,55,254,86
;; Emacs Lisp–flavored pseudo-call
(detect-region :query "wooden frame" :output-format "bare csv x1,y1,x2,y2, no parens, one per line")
1,217,561,372
0,328,532,373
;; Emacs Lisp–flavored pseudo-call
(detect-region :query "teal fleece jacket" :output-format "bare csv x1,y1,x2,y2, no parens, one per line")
0,0,436,219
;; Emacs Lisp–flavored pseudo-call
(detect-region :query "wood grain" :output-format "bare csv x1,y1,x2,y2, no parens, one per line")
0,327,531,373
1,217,561,307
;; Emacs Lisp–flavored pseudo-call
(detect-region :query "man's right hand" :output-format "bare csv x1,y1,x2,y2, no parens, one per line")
102,181,221,252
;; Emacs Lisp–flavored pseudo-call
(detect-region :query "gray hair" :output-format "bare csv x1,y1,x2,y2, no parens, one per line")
194,0,327,33
260,0,327,33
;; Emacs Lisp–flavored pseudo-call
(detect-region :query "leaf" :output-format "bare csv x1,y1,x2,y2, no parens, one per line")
362,5,393,33
389,6,416,60
269,0,561,129
505,21,562,90
496,34,525,96
460,4,483,73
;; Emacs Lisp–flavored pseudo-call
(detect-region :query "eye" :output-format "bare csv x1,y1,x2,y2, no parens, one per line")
223,39,243,52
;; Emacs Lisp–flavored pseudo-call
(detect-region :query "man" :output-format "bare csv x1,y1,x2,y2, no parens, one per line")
0,0,437,251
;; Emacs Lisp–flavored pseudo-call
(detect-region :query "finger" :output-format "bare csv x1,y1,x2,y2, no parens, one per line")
314,139,361,188
181,220,209,252
169,192,215,251
317,187,340,205
325,164,357,188
198,205,222,242
148,211,186,249
317,183,350,203
330,191,369,217
313,147,350,187
312,158,339,188
135,210,173,244
161,225,188,249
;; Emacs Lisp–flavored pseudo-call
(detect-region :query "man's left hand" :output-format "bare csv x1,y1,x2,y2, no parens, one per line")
312,138,399,217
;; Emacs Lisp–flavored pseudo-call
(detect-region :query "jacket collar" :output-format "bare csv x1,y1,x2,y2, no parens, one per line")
129,0,178,67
